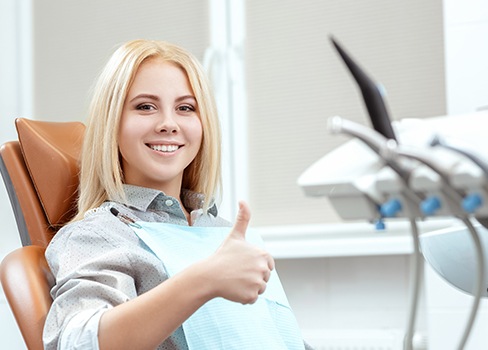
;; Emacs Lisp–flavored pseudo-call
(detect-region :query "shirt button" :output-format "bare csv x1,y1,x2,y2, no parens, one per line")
165,199,174,207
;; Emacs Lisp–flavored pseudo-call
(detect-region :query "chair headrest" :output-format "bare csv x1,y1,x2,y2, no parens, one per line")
16,118,85,227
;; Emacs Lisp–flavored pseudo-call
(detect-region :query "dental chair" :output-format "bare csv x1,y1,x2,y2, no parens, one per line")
0,118,85,350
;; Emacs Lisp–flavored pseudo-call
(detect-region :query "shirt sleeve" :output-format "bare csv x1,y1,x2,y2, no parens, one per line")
58,307,108,350
43,220,139,350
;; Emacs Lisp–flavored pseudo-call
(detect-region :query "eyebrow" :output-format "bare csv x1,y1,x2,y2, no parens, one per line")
129,94,160,103
129,94,197,104
176,95,197,103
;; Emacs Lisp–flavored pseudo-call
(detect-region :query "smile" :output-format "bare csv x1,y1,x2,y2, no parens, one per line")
148,144,181,153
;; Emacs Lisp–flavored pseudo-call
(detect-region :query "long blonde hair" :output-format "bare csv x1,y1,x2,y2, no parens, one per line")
73,40,222,221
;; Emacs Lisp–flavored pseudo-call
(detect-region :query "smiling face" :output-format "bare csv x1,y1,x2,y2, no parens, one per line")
118,58,203,198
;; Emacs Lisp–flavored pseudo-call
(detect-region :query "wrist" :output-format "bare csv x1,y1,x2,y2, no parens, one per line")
184,257,219,302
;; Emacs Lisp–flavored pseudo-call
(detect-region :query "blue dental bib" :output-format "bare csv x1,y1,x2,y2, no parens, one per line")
129,221,305,350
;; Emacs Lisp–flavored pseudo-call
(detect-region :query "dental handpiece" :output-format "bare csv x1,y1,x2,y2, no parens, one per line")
430,134,488,178
385,143,466,216
328,116,423,210
431,134,488,216
387,142,485,350
328,116,423,350
329,116,409,178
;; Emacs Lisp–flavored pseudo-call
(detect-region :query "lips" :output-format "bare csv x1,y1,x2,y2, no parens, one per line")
147,144,181,152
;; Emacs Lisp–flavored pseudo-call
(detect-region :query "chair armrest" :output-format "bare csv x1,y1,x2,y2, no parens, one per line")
0,245,54,350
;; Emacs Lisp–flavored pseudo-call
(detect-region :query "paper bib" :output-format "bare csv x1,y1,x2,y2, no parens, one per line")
130,222,305,350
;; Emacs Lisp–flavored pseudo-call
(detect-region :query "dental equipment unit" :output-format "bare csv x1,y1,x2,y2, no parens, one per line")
298,37,488,350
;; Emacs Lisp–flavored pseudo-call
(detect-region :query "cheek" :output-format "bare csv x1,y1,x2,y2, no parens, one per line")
118,125,130,156
119,115,141,139
181,115,203,149
117,135,132,172
118,116,141,161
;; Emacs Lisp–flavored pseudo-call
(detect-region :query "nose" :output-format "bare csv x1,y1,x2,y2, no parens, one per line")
156,112,179,134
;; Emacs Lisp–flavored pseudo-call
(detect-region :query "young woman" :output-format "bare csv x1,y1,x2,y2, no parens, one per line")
43,40,310,350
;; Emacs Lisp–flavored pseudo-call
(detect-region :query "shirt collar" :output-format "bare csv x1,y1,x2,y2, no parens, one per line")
122,184,218,217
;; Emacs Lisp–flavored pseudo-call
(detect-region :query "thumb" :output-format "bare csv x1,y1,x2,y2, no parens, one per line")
230,201,251,239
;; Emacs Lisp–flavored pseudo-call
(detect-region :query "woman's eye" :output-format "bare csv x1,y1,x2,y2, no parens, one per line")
177,104,196,112
136,104,156,111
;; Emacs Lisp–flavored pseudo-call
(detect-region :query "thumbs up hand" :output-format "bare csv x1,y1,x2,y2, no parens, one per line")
228,201,251,240
205,201,275,304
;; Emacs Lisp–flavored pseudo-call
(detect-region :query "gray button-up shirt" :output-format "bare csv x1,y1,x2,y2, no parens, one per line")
43,185,229,350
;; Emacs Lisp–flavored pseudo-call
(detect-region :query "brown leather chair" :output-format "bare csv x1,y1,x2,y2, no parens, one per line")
0,118,85,350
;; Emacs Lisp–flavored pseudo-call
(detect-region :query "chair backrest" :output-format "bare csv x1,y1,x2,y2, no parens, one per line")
0,117,85,247
0,118,85,349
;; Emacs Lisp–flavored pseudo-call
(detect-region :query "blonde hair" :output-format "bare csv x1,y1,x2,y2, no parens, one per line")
73,40,221,221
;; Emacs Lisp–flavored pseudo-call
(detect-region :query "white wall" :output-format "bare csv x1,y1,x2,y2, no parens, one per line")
277,255,415,330
444,0,488,114
0,0,32,348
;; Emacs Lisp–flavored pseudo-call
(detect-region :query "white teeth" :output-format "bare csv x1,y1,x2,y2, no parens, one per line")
149,144,179,152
